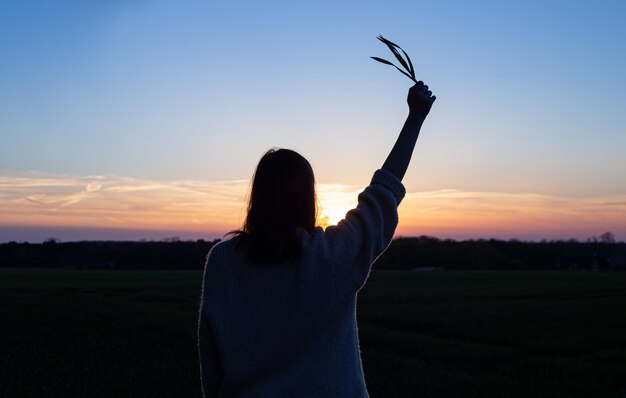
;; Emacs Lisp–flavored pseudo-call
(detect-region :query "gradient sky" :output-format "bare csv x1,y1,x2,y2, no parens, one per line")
1,1,625,242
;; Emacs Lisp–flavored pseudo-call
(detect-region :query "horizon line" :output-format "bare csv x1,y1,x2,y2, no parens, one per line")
0,225,621,245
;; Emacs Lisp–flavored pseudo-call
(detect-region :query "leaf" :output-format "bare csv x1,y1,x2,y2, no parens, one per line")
370,56,394,65
371,35,418,83
400,48,415,78
384,42,410,75
371,57,417,83
377,35,415,80
377,35,400,49
377,35,412,77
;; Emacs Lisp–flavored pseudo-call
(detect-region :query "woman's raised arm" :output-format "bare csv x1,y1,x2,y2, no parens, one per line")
381,81,436,181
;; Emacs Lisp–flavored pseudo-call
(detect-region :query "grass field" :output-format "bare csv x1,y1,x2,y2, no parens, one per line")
1,269,626,397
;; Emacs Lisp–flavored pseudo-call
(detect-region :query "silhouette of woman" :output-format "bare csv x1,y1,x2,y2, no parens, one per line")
198,82,435,397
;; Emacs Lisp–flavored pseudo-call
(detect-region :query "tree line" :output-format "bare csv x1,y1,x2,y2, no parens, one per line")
374,235,625,271
0,235,624,271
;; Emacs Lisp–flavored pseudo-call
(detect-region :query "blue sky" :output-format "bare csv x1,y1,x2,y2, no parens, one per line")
1,1,625,241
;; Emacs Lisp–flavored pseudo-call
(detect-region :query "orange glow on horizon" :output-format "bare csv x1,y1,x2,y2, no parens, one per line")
1,173,626,241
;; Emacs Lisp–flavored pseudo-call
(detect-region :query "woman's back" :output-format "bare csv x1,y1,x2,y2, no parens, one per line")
199,170,406,397
202,236,365,397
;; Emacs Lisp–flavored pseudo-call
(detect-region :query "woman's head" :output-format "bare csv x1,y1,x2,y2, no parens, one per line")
234,148,317,264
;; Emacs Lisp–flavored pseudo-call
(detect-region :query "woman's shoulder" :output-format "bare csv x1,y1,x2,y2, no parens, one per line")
206,235,244,261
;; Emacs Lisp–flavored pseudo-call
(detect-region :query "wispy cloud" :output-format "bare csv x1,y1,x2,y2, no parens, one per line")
1,172,625,241
398,190,626,240
0,172,248,232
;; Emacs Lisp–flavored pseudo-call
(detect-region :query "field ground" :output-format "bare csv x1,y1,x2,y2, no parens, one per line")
1,269,626,397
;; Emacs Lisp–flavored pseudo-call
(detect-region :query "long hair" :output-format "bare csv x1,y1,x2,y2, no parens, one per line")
229,148,317,264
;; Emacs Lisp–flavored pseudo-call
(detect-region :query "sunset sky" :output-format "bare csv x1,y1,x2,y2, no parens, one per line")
1,1,625,242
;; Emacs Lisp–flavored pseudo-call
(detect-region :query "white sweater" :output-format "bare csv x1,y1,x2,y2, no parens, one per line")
198,168,406,397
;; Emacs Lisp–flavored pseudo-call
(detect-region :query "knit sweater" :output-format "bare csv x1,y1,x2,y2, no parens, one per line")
198,168,406,397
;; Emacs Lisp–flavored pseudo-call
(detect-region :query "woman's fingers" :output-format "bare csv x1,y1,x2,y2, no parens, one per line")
419,84,432,99
419,89,432,100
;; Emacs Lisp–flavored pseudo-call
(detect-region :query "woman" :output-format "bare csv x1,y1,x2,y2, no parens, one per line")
199,82,436,397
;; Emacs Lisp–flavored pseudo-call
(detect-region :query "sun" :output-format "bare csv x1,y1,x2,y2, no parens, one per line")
316,185,360,229
318,205,354,229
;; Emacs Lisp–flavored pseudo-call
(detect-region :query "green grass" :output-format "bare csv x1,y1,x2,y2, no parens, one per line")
1,269,626,397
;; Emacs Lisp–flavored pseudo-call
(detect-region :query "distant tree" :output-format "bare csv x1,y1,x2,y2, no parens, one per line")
162,236,181,242
600,231,616,244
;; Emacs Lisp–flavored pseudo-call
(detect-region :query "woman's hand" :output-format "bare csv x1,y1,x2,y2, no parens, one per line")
407,81,436,119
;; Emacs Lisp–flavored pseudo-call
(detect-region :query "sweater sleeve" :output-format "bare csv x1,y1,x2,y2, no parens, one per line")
324,169,406,289
198,252,223,397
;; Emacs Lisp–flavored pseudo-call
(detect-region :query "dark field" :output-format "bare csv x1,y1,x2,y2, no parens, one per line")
1,269,626,397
